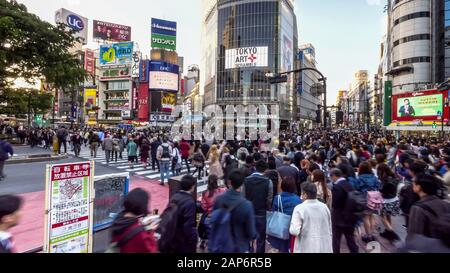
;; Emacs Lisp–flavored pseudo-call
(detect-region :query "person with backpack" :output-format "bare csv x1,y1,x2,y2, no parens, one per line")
56,126,68,154
329,168,359,253
157,137,173,186
406,173,450,251
377,163,401,242
198,174,226,249
0,140,13,181
268,176,302,253
171,142,182,176
290,183,332,253
241,160,273,253
89,131,100,158
352,162,382,243
158,175,198,253
0,195,22,253
110,188,158,253
209,169,257,253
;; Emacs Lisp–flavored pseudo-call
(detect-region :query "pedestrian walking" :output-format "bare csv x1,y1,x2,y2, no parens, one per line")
209,169,257,253
180,138,191,174
140,138,150,169
157,137,173,186
110,189,158,253
150,137,161,171
103,134,114,165
89,131,100,158
0,140,13,181
127,137,138,169
112,134,120,162
241,160,273,253
290,183,333,253
56,126,68,154
329,168,359,253
172,142,182,176
0,195,23,253
71,131,82,157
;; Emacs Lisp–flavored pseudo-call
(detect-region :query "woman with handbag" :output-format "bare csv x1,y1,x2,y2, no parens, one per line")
198,175,226,250
267,176,302,253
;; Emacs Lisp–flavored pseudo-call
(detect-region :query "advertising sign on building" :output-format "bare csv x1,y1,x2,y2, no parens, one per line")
161,92,176,112
139,60,150,82
225,47,269,69
93,20,131,42
84,49,95,76
121,110,131,119
44,162,94,253
84,88,97,110
138,83,149,121
99,42,134,66
131,52,141,78
99,67,131,80
392,89,449,122
151,18,177,51
149,61,179,91
55,8,88,45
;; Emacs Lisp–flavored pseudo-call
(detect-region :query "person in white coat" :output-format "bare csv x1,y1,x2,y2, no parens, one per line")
289,183,333,253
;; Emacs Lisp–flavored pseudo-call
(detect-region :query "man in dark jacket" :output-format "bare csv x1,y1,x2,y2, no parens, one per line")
150,137,161,171
0,195,22,253
0,140,13,181
213,169,257,253
56,126,68,154
201,139,210,159
242,160,273,253
330,168,359,253
407,173,450,243
171,175,198,253
110,189,157,253
277,157,301,195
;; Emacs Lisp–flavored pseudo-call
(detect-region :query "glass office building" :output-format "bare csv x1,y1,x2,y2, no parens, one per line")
201,0,298,123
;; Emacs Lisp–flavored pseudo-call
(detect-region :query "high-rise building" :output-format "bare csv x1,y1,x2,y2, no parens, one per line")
385,0,446,94
200,0,299,128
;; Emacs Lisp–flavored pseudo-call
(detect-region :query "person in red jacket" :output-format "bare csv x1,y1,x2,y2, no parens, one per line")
180,138,191,174
110,188,158,253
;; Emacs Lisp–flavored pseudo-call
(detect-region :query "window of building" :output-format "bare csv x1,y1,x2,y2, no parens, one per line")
393,11,430,26
393,34,431,47
393,56,431,67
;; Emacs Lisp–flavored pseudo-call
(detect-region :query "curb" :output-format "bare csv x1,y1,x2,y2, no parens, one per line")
5,155,69,165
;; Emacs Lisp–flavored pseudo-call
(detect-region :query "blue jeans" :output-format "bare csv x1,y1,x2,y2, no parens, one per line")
160,161,171,184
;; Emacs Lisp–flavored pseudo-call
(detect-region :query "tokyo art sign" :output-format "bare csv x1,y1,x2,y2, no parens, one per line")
225,46,268,69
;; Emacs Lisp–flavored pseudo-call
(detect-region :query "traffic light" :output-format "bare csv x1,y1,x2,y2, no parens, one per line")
267,74,288,84
432,121,438,129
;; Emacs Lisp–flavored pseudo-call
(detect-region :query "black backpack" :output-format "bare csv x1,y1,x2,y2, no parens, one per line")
161,145,171,159
157,195,189,253
415,202,450,245
344,190,368,222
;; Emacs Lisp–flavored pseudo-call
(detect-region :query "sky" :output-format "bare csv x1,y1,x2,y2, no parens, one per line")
16,0,386,105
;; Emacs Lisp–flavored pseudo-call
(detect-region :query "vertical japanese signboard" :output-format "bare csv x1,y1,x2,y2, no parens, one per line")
44,162,94,253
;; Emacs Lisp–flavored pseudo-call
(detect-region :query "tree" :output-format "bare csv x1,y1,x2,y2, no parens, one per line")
0,88,53,117
0,0,86,91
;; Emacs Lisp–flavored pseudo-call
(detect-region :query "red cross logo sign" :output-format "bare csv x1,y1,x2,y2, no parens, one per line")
248,54,257,63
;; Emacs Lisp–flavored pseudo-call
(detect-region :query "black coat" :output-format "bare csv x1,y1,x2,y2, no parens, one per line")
331,179,356,227
171,191,198,253
243,173,272,216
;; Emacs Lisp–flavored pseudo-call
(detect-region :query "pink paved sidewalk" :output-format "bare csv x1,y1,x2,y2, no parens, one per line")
11,177,169,253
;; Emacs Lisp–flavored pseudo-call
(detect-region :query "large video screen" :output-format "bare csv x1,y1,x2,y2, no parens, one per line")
396,94,443,118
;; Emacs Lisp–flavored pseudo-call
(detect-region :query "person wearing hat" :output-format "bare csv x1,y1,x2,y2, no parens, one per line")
110,188,158,253
0,195,23,253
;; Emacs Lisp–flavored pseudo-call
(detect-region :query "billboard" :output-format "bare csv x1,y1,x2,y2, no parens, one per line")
99,42,133,66
392,90,449,122
161,92,176,112
44,162,94,253
93,20,131,42
84,49,95,76
99,67,130,80
131,51,141,78
139,60,150,82
84,88,97,110
149,61,179,91
225,47,269,69
151,18,177,50
55,8,88,45
138,83,149,120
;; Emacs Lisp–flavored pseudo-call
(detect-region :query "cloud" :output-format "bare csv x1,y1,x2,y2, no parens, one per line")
366,0,382,5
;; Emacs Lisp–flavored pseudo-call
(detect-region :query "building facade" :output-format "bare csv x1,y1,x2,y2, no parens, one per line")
297,44,322,128
201,0,299,127
346,70,370,130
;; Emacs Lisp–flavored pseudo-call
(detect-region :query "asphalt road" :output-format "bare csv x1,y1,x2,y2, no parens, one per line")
0,149,126,195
